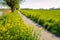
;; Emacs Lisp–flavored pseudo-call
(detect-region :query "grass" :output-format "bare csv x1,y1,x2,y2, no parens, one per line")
20,9,60,37
0,10,41,40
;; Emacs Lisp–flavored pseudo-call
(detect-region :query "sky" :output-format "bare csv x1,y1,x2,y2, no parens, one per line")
20,0,60,9
0,0,60,9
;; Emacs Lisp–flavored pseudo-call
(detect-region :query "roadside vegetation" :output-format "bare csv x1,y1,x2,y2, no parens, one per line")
0,0,41,40
0,10,41,40
20,9,60,37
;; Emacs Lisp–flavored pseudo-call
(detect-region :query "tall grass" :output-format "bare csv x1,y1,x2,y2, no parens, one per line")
20,9,60,37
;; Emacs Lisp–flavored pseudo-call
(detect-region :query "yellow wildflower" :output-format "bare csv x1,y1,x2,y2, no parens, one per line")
2,27,6,32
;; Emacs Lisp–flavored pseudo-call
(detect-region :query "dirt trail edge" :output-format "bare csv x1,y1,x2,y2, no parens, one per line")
18,11,60,40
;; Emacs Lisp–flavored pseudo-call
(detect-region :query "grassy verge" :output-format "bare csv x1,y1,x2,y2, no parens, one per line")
0,10,41,40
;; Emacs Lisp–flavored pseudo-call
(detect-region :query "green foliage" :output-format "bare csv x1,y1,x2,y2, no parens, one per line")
15,4,20,10
0,10,41,40
4,0,23,12
20,9,60,37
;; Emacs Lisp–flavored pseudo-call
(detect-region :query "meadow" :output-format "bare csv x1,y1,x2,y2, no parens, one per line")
0,10,40,40
20,9,60,37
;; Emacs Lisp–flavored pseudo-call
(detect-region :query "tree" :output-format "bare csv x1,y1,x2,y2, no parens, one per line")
4,0,23,12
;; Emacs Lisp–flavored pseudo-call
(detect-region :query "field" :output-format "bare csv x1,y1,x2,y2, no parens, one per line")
0,10,40,40
20,9,60,37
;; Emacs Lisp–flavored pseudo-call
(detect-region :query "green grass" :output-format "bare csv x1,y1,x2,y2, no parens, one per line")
20,9,60,37
0,10,41,40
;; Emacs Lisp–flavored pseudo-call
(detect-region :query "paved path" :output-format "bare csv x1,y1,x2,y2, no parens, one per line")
18,11,60,40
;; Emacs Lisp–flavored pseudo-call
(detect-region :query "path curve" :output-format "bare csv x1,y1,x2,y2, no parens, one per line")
18,11,60,40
